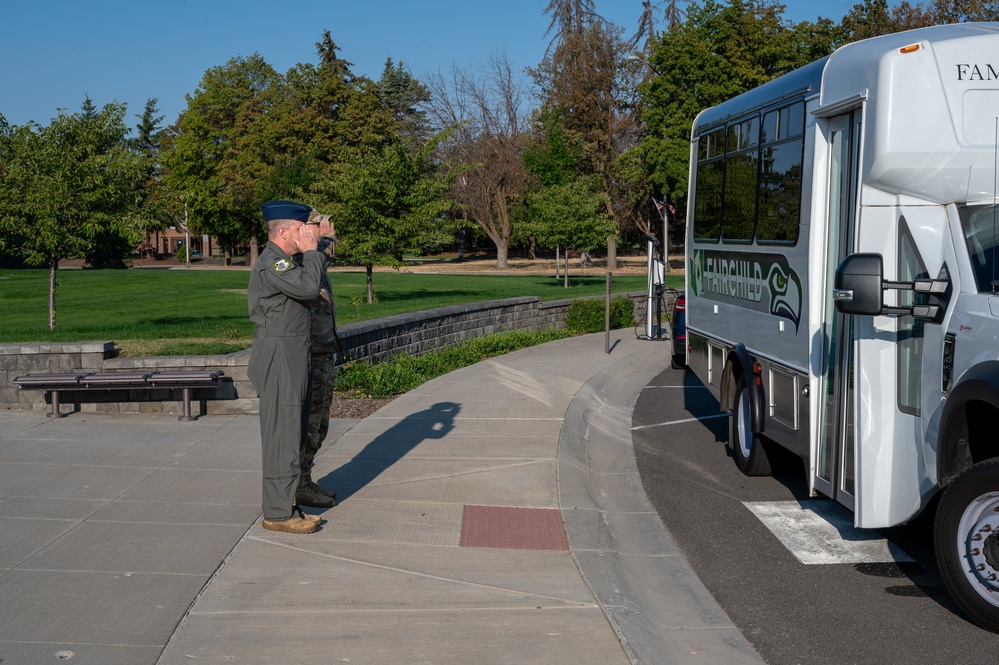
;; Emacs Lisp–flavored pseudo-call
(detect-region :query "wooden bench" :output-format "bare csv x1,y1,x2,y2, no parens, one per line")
13,370,225,421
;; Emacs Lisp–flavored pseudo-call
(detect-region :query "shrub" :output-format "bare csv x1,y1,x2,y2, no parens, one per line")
335,328,573,398
565,296,634,334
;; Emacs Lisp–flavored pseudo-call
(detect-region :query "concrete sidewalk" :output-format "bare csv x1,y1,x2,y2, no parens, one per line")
0,333,762,664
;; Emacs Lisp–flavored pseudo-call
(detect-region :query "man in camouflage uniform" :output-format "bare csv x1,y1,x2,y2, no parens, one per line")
294,210,343,509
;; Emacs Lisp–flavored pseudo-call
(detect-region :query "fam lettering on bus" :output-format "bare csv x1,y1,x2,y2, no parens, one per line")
956,63,999,81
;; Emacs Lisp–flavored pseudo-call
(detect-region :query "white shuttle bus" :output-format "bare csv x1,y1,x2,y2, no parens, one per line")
683,23,999,631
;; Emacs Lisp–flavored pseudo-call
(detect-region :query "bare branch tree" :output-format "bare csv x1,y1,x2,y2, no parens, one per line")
632,1,687,54
425,52,532,269
544,0,600,55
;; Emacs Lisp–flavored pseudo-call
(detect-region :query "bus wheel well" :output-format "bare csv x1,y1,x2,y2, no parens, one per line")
720,360,740,412
940,400,999,487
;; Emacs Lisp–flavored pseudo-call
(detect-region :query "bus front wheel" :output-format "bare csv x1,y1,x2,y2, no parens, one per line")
731,376,771,477
934,458,999,633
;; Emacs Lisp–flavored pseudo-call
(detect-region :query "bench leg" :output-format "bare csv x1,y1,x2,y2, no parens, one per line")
47,390,68,419
178,387,197,422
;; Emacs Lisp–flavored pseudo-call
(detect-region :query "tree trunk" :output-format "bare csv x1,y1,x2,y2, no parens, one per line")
580,250,593,268
366,264,375,304
528,237,536,260
249,237,259,267
48,258,58,330
555,246,560,278
495,240,509,270
564,252,569,289
606,234,617,271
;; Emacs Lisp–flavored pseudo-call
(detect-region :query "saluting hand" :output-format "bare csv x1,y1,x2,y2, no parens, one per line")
297,222,319,252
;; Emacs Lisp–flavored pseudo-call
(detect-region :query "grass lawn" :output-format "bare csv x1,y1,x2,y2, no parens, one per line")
0,268,679,356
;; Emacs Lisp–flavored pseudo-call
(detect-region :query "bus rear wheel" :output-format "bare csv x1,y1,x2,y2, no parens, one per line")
934,458,999,633
731,375,771,477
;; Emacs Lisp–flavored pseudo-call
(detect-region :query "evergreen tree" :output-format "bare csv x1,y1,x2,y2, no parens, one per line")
130,97,164,158
376,58,431,142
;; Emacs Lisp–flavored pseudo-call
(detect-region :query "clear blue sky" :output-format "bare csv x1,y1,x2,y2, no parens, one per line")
1,0,858,131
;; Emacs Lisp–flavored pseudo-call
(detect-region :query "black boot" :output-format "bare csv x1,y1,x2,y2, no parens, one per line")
296,474,335,508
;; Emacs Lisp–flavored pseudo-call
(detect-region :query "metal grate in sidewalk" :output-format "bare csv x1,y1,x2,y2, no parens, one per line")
460,505,569,551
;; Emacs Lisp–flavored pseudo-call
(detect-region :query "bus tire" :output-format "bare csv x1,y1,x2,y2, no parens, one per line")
934,458,999,633
731,375,771,477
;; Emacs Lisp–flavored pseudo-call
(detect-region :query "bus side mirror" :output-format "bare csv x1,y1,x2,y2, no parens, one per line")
833,253,884,316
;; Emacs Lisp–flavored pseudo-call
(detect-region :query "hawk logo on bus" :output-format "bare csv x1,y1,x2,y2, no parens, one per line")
689,249,802,332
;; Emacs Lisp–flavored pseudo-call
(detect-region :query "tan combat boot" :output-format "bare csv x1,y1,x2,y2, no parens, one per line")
296,474,335,509
262,515,319,534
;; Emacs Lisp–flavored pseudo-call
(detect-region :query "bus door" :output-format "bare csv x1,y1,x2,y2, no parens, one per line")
814,111,862,510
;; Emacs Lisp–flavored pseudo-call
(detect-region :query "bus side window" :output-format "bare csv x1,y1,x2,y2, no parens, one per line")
722,117,759,242
757,104,804,244
694,128,725,242
786,102,804,138
694,159,724,241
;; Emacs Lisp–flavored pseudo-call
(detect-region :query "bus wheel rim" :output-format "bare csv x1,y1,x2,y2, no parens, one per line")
958,490,999,603
738,392,752,459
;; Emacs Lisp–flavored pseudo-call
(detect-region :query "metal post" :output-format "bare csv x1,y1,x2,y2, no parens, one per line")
178,387,196,422
184,202,191,269
655,284,663,339
47,390,65,418
605,272,612,354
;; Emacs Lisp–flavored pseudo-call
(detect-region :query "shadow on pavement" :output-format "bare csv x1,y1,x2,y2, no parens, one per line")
321,401,460,501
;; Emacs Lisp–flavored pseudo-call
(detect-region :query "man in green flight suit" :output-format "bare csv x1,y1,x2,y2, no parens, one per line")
247,200,328,534
294,209,343,509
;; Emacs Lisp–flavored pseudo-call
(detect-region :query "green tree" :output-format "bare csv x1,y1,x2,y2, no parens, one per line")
840,0,999,40
840,0,898,40
323,134,455,303
639,0,832,216
129,97,165,158
127,98,174,255
927,0,999,22
520,176,616,286
81,95,98,119
524,108,580,188
253,33,360,208
0,103,145,328
160,53,281,264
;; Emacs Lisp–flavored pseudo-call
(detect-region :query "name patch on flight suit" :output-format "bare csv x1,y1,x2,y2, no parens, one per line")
273,259,291,272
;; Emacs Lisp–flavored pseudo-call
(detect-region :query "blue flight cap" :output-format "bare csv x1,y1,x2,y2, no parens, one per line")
260,200,312,223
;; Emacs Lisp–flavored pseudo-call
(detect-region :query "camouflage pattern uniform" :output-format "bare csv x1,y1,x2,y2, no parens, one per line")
294,233,343,507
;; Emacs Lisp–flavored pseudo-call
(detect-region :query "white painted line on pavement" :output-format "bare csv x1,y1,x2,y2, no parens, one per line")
643,385,711,389
631,413,729,431
744,500,914,565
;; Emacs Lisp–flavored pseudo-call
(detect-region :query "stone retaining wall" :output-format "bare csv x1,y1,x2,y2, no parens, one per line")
1,291,656,417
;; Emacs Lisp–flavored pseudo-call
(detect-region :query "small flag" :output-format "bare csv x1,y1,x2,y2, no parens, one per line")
654,197,665,212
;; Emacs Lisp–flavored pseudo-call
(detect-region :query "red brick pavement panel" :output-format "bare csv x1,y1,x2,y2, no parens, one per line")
460,505,569,551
